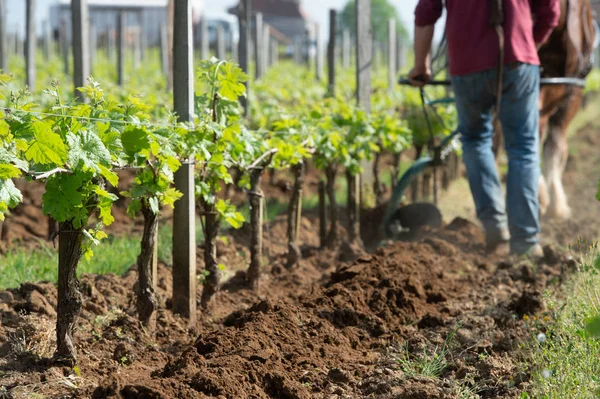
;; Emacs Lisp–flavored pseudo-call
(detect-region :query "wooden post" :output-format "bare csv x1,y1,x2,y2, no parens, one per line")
60,23,69,76
318,181,327,248
237,0,250,115
388,19,396,91
160,23,169,76
355,0,372,233
397,38,406,72
346,172,361,243
315,23,323,81
372,41,379,70
232,36,239,62
286,163,304,267
89,23,96,72
304,28,311,67
342,29,350,69
271,38,278,65
133,27,141,70
356,0,372,113
216,23,226,60
167,0,174,90
42,20,50,62
72,0,90,102
138,12,146,62
293,37,302,64
247,170,264,289
25,0,36,91
108,28,115,62
172,0,196,325
0,0,7,72
254,12,263,79
200,17,209,60
327,10,336,95
262,24,269,71
117,10,125,86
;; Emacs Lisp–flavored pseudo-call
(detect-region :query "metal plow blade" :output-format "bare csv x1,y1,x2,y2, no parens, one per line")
386,202,443,240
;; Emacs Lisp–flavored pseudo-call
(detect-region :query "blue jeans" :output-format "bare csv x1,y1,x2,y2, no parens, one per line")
451,63,540,253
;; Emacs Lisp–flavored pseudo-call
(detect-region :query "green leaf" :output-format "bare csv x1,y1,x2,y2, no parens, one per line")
99,130,123,155
161,187,182,208
597,179,600,201
98,196,115,226
67,130,112,172
0,148,29,171
93,186,118,201
215,199,228,214
586,315,600,337
99,164,119,187
127,198,142,218
218,63,248,101
225,212,244,229
0,179,22,220
0,120,10,137
42,173,87,223
83,246,94,261
148,196,160,214
121,127,150,159
0,164,21,179
83,229,101,246
25,121,68,165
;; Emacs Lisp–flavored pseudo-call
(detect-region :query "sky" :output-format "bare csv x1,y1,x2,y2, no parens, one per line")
8,0,426,39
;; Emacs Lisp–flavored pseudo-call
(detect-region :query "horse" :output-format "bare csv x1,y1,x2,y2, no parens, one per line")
537,0,596,219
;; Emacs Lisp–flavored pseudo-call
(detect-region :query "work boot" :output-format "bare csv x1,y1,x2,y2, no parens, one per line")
511,243,544,260
486,228,510,254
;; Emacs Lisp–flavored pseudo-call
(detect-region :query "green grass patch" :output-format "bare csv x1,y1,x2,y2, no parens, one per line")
523,246,600,398
0,224,176,291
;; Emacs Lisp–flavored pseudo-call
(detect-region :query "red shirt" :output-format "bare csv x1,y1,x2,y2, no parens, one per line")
415,0,560,76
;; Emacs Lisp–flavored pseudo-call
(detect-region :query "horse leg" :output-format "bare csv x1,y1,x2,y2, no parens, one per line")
543,125,570,219
543,92,581,219
538,114,550,216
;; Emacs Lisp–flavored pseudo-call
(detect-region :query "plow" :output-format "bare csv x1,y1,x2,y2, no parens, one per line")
383,76,588,239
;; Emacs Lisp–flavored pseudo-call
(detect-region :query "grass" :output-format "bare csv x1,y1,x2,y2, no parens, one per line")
522,244,600,398
0,224,176,290
396,327,458,379
393,327,481,398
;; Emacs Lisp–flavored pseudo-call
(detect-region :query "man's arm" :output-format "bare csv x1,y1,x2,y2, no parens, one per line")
409,0,443,86
531,0,561,46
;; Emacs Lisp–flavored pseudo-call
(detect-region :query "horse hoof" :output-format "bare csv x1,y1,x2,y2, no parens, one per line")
547,203,572,220
538,178,550,215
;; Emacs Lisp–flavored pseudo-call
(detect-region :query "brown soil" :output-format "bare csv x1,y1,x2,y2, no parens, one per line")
0,215,576,398
0,124,597,398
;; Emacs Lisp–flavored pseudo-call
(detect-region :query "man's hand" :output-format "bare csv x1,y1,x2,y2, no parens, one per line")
408,65,431,87
411,25,435,87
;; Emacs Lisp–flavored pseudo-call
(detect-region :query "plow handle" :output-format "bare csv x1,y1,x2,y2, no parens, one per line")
398,78,451,86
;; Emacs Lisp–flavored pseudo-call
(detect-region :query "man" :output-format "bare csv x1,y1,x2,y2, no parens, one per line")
409,0,560,256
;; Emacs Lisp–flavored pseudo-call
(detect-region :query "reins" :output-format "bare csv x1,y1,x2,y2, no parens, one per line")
490,0,505,124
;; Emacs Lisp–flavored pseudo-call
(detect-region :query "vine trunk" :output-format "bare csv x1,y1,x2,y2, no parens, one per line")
55,221,84,365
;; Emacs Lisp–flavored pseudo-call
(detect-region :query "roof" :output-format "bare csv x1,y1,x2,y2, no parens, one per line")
229,0,304,19
268,25,291,44
58,0,168,8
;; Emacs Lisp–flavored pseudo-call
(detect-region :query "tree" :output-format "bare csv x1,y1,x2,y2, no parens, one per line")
339,0,409,43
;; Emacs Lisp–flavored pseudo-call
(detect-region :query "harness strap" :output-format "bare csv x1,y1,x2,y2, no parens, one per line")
490,0,504,118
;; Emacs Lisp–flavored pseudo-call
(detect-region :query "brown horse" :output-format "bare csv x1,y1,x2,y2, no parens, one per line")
537,0,596,219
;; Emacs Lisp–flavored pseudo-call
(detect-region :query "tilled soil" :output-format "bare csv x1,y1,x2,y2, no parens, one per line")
0,215,576,398
0,124,597,398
